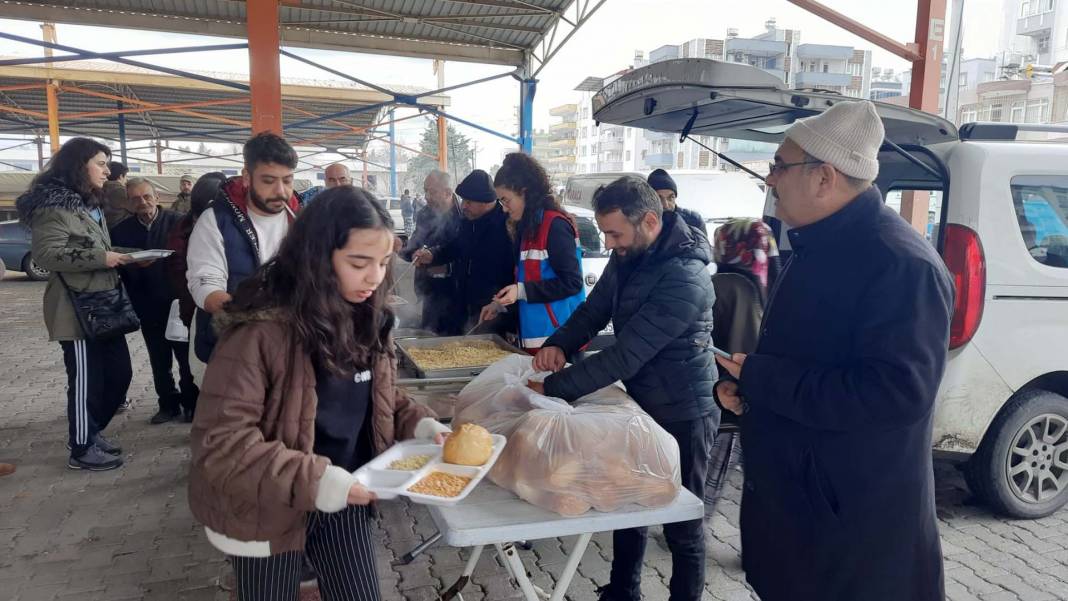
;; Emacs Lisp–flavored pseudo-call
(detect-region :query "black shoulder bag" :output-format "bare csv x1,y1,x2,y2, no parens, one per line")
57,272,140,341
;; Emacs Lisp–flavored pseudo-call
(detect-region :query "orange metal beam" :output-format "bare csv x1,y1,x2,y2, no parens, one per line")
248,0,283,134
42,22,59,154
786,0,923,62
0,83,46,93
61,97,249,120
0,104,48,119
60,85,251,128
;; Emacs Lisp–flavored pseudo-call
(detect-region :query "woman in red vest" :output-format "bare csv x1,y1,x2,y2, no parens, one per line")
481,153,585,351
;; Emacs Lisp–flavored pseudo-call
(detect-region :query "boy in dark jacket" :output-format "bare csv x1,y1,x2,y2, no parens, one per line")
716,101,953,601
530,176,719,601
111,177,197,424
647,168,706,236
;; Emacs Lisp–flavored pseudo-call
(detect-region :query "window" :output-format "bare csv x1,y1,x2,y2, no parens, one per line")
959,72,968,88
1011,101,1026,123
699,151,710,168
884,190,944,244
677,152,684,168
983,71,995,83
822,63,829,73
1021,1,1031,16
960,108,978,123
625,150,631,162
990,103,1004,122
1038,34,1051,55
1011,175,1068,267
1026,98,1050,123
575,214,607,258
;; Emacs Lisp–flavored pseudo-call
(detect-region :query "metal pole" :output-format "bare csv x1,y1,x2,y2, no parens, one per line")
248,0,283,134
435,59,448,171
389,107,398,197
156,140,163,175
519,77,537,154
36,136,43,169
943,0,965,123
901,0,948,233
116,100,127,163
41,23,59,154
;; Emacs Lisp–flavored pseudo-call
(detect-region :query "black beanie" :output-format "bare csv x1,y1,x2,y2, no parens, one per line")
456,169,497,203
647,169,677,195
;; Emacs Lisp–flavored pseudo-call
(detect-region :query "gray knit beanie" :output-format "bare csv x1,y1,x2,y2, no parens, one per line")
784,101,885,181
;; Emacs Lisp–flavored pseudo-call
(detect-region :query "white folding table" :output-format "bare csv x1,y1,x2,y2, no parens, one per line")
427,482,704,601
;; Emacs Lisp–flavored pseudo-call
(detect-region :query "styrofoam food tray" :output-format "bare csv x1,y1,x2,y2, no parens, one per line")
353,434,507,506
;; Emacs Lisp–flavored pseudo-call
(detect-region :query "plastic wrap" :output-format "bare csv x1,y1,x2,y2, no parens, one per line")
453,354,681,516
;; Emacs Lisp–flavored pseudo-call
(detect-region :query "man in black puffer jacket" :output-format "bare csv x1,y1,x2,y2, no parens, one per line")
530,176,719,601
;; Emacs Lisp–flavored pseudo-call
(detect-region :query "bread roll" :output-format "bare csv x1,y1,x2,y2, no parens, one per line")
443,423,494,466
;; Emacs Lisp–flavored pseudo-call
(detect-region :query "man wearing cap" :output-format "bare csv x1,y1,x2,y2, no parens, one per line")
412,169,513,333
647,169,706,236
172,174,196,214
715,101,953,601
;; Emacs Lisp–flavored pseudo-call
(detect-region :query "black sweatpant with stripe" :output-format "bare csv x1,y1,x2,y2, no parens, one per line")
230,505,381,601
60,337,132,456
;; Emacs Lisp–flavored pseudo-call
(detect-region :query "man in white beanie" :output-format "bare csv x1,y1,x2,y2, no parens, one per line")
715,101,954,601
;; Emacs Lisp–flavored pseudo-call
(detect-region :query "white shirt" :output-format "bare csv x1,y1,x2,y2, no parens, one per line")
186,206,290,309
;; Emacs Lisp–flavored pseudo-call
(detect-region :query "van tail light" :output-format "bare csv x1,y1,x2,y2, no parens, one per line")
941,224,986,350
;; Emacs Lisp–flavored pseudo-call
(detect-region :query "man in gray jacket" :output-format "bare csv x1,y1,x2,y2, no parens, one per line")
530,176,718,601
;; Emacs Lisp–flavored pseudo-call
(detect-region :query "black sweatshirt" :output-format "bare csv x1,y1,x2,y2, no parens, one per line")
312,362,374,472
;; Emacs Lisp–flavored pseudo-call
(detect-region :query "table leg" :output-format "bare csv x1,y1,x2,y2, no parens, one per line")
394,531,442,566
440,545,484,601
549,533,592,601
496,542,544,601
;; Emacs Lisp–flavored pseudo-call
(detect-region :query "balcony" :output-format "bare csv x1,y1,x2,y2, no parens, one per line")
644,130,675,141
550,121,576,134
550,138,576,148
794,71,852,88
644,152,674,168
599,136,624,152
1018,11,1054,37
550,103,578,117
600,161,624,172
796,44,855,60
977,79,1031,98
725,37,787,58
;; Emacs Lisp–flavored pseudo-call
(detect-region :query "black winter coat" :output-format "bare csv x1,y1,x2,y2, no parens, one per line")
433,204,515,327
110,208,183,323
736,187,953,601
543,212,719,426
674,206,707,236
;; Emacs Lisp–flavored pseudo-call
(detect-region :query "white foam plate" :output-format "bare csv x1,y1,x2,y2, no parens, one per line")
125,249,174,261
353,434,507,506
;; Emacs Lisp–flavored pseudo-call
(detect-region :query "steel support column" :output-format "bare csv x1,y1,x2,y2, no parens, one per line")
901,0,947,233
248,0,283,135
389,107,398,197
116,100,127,163
437,116,448,171
36,136,43,169
156,140,163,175
519,77,537,154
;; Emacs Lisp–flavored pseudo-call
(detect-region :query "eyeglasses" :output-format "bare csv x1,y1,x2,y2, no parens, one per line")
768,160,823,177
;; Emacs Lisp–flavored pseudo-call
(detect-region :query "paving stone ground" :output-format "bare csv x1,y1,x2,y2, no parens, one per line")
3,273,1068,601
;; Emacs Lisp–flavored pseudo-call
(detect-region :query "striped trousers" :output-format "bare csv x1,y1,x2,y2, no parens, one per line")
59,337,132,455
230,505,382,601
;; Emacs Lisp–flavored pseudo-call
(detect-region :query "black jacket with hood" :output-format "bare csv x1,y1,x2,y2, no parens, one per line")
542,211,719,426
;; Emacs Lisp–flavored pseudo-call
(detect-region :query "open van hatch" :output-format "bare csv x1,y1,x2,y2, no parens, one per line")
592,58,958,148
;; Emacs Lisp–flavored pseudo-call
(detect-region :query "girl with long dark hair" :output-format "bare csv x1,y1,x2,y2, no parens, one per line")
483,152,585,350
188,186,449,601
16,137,133,471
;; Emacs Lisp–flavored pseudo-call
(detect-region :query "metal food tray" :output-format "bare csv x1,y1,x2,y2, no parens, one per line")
395,334,523,379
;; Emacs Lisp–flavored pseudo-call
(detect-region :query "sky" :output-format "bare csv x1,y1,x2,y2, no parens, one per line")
0,0,1007,170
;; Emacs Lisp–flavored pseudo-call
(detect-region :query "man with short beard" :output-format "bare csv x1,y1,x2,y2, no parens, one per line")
186,132,301,362
529,175,719,601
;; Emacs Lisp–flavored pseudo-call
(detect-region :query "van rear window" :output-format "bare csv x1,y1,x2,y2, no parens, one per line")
1011,176,1068,268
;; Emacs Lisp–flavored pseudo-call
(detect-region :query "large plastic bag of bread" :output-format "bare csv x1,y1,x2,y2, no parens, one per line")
453,354,681,516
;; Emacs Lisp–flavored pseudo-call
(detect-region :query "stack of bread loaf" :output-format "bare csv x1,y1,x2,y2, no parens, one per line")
453,355,681,516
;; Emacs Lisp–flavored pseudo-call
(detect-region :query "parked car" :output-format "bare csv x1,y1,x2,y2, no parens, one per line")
593,57,1068,519
0,219,47,280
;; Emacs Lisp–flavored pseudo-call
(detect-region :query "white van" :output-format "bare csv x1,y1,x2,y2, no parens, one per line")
593,57,1068,519
565,170,765,228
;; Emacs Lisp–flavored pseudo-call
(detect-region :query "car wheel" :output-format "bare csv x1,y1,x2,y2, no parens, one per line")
967,389,1068,518
21,255,49,281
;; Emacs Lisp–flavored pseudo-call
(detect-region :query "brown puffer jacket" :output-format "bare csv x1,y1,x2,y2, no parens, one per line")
188,309,436,554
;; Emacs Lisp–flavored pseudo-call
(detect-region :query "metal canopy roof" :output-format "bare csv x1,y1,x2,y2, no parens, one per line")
0,0,583,68
0,59,448,149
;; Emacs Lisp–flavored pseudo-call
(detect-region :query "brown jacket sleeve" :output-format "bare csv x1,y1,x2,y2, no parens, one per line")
191,322,328,512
